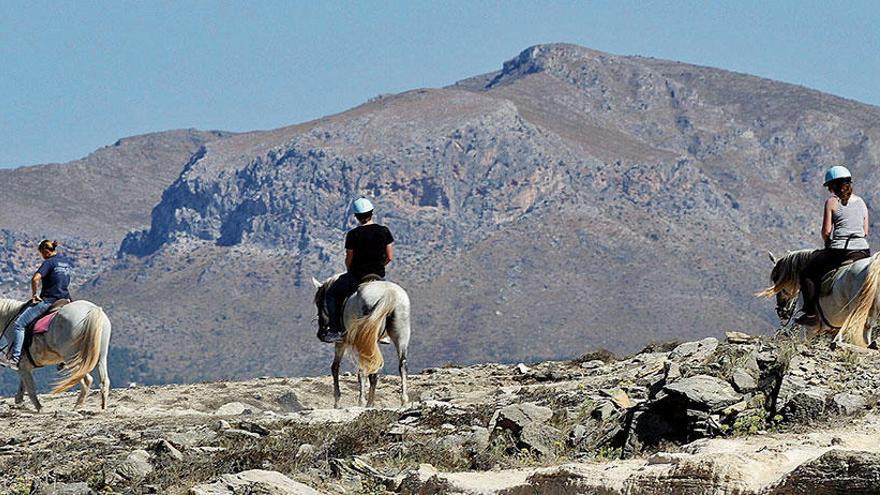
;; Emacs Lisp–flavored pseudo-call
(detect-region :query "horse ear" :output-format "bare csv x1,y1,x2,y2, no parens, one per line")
768,251,778,265
311,277,322,289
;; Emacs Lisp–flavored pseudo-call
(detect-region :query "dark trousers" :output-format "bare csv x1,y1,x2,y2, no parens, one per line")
325,273,375,333
800,248,870,314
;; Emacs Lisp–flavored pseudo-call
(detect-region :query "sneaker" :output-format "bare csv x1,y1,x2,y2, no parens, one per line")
379,336,392,345
320,331,344,344
0,355,19,371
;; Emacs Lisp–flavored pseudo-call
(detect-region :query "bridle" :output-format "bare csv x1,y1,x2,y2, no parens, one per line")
775,290,797,325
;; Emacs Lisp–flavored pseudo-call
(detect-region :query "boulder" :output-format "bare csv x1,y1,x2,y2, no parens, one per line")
725,331,760,344
518,423,561,457
663,375,741,411
492,403,553,433
828,393,866,416
669,338,718,361
152,438,184,461
783,389,828,422
772,449,880,494
112,449,153,482
731,368,758,393
189,469,326,495
30,481,93,495
215,402,258,416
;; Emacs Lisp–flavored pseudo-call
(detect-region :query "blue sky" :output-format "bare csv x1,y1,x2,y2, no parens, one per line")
2,1,879,168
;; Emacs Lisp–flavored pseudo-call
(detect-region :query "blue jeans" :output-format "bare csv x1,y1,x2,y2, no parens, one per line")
9,300,52,360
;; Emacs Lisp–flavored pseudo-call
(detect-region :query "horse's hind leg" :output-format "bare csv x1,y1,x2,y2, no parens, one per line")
367,373,378,408
76,374,93,408
331,343,344,409
14,381,24,406
98,350,110,410
357,369,367,407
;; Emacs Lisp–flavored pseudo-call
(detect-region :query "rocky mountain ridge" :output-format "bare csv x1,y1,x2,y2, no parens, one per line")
3,332,880,494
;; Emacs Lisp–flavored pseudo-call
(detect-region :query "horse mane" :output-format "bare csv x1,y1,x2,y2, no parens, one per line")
757,249,818,298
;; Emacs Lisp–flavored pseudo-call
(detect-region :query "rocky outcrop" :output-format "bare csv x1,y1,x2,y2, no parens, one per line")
189,470,326,495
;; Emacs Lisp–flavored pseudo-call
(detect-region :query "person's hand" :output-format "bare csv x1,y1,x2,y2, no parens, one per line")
31,295,42,304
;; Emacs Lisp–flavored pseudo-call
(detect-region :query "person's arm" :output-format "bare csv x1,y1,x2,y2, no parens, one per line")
384,243,394,266
31,273,42,303
821,197,836,244
864,204,870,237
345,249,354,270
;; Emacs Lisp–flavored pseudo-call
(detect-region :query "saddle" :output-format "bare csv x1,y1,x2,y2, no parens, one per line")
819,261,855,296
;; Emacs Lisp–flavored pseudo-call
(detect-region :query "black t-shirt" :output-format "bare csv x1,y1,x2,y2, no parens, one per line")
345,224,394,278
37,254,73,301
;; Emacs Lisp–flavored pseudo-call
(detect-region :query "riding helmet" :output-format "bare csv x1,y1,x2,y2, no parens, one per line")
824,165,852,186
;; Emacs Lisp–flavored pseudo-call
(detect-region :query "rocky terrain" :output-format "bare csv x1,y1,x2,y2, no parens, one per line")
3,331,880,494
4,42,880,388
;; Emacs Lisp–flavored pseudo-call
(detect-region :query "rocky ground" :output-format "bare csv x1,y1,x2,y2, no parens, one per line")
3,331,880,494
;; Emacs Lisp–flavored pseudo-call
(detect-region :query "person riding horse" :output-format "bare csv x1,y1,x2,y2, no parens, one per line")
319,198,394,343
0,240,74,371
796,166,871,326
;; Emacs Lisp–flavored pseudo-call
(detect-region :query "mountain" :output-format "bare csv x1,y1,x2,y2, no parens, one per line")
11,43,880,387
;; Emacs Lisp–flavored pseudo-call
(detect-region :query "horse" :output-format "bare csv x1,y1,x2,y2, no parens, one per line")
759,250,880,346
0,298,112,411
312,275,411,408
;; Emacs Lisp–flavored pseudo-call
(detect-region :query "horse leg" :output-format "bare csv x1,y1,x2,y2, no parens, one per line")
399,354,409,407
331,343,344,409
357,369,367,407
98,349,110,410
14,381,24,406
367,373,378,407
76,374,93,408
18,363,41,412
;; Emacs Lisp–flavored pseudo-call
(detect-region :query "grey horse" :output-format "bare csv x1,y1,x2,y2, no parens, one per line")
313,275,411,408
0,298,111,411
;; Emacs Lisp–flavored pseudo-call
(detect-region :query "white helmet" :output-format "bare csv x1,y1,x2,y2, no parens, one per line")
824,165,852,186
352,197,374,215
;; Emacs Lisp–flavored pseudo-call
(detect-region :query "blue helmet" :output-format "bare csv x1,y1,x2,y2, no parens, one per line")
352,197,374,215
824,166,852,186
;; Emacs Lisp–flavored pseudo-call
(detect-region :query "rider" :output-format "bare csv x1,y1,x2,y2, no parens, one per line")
796,166,871,325
0,240,73,371
320,198,394,343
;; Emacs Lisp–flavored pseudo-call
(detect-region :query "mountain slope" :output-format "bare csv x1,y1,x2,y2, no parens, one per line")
68,43,880,384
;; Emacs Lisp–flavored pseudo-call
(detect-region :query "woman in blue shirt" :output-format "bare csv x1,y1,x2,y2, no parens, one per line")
0,240,73,370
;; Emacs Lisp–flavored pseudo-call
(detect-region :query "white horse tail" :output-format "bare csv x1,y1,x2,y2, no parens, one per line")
52,306,108,394
346,289,397,375
838,253,880,347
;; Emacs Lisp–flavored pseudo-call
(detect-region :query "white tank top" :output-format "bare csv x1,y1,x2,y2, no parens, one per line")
829,195,869,250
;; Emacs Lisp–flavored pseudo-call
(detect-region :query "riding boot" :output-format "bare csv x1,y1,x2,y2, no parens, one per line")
320,292,345,344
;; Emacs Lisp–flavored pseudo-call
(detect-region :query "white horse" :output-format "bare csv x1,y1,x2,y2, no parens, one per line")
760,250,880,346
0,299,112,411
312,275,411,408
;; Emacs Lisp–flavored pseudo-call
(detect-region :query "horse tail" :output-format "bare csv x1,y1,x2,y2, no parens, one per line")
52,305,108,394
346,289,397,375
838,253,880,347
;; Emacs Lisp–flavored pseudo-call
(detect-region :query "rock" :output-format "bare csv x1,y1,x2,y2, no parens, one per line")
772,449,880,494
514,363,531,375
114,449,153,481
239,421,271,436
783,389,828,422
152,439,184,461
398,464,442,494
731,368,758,392
602,388,634,409
215,402,258,416
492,403,553,433
726,331,760,344
775,374,807,413
214,420,232,431
166,428,218,449
518,422,561,457
222,428,262,440
664,374,742,411
828,392,866,416
580,360,605,370
296,443,315,458
669,338,718,361
30,481,93,495
569,424,588,446
591,401,617,421
664,361,682,382
276,391,304,412
189,469,326,494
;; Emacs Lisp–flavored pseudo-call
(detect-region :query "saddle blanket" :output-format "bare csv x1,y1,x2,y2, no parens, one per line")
32,312,57,335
